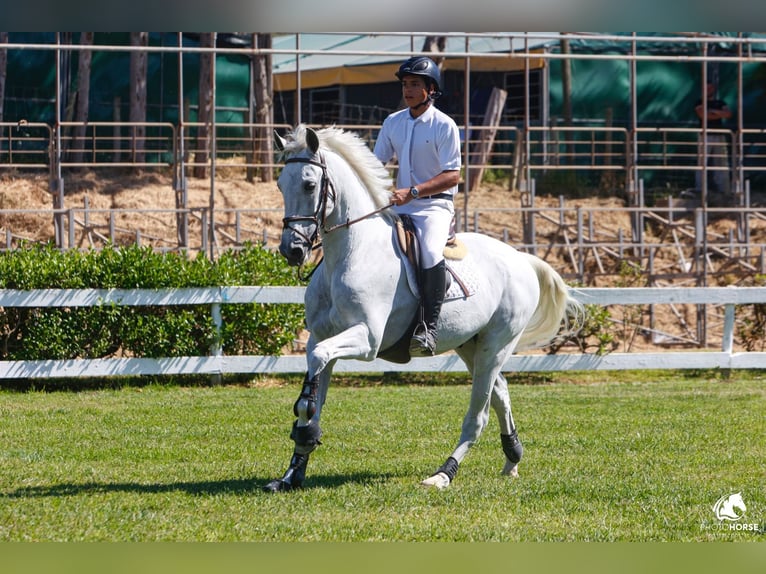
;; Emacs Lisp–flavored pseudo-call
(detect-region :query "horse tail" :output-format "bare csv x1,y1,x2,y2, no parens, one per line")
516,253,585,351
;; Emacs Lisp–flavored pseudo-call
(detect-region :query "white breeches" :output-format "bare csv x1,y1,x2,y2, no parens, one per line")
394,198,454,269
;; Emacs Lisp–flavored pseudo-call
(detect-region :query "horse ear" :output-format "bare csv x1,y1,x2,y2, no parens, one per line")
306,128,320,154
273,130,287,152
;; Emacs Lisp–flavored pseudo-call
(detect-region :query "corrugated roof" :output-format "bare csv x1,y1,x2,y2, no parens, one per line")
272,33,559,72
271,33,558,90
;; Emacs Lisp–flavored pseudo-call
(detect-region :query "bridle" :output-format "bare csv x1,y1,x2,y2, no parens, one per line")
280,154,335,251
281,153,394,246
280,152,394,281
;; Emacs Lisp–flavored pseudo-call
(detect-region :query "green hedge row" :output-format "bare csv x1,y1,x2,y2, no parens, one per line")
0,243,305,360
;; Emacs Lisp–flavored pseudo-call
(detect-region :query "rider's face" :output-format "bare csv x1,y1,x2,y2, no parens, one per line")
401,75,430,108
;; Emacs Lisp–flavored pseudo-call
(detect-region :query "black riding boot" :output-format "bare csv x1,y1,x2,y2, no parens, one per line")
410,260,446,357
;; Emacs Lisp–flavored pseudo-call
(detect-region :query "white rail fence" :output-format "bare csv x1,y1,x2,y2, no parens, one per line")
0,287,764,380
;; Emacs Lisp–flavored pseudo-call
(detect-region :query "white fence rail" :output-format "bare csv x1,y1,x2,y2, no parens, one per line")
0,287,765,380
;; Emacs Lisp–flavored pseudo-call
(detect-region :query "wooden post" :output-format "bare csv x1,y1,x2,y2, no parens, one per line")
129,32,148,167
468,87,507,192
508,129,523,192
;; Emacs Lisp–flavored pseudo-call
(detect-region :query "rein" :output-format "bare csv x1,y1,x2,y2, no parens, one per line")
322,202,394,234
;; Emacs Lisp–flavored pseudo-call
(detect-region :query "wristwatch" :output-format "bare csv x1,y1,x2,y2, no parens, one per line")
409,186,420,198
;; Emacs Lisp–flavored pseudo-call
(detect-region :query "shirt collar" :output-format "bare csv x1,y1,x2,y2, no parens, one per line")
409,103,435,122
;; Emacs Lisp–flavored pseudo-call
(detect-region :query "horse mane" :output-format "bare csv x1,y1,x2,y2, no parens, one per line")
280,124,394,209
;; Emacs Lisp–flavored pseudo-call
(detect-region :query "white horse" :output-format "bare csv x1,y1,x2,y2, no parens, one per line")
263,125,583,492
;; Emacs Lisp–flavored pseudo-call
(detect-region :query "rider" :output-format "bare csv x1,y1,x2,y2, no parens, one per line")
374,56,462,357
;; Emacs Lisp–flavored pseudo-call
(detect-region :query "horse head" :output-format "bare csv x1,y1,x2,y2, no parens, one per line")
274,125,394,267
274,126,331,267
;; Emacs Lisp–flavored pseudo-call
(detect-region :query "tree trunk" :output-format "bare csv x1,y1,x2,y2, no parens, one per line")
130,32,148,167
422,36,446,67
253,33,273,183
71,32,94,165
194,33,214,179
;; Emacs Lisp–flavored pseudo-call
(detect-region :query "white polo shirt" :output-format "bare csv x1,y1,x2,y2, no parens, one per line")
374,104,461,197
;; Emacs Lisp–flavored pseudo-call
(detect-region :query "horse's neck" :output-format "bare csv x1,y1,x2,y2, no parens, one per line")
329,159,381,220
318,153,395,268
321,191,394,271
322,210,393,266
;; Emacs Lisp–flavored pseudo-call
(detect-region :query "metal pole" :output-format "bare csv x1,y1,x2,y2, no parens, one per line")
524,34,531,191
462,35,470,233
295,34,301,126
53,33,65,248
208,33,217,259
736,33,744,203
701,42,708,210
176,32,188,248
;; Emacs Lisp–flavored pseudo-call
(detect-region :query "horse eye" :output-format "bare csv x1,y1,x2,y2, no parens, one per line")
303,181,317,192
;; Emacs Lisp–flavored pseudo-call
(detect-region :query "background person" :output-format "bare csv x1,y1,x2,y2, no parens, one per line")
694,81,733,203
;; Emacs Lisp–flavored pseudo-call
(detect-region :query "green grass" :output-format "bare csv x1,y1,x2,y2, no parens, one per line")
0,372,764,541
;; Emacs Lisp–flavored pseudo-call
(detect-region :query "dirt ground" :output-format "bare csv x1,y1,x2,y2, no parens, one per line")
2,167,754,243
2,167,762,273
1,167,764,353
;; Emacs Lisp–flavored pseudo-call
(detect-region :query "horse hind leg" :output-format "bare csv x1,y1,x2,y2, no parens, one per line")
420,341,502,489
500,428,522,478
491,372,523,478
420,456,459,489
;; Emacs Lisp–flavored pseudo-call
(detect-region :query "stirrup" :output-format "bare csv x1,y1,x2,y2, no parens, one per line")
409,325,436,357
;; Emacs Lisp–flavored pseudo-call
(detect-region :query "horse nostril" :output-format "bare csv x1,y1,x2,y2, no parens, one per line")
279,244,305,266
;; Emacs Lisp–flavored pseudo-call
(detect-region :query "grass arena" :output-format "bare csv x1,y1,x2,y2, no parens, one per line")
1,370,763,542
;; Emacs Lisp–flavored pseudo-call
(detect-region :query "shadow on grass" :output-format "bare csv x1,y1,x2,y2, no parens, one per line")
0,472,396,498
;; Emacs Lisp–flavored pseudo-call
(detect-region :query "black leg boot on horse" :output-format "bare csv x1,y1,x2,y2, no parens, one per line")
262,373,323,492
410,260,447,357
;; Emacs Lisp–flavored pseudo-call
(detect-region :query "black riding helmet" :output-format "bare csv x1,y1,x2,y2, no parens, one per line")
395,56,443,99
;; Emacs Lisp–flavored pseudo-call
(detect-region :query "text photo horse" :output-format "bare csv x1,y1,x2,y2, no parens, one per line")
264,125,583,492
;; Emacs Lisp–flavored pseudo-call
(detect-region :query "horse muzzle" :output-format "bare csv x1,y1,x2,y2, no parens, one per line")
279,229,312,267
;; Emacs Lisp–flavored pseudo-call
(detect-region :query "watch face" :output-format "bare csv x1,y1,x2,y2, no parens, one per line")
410,187,418,197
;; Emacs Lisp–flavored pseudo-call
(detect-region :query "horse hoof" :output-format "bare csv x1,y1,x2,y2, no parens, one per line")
420,472,451,489
501,462,519,477
262,479,301,493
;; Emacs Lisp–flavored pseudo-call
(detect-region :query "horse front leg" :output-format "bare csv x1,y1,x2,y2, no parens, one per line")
262,363,334,493
263,323,378,493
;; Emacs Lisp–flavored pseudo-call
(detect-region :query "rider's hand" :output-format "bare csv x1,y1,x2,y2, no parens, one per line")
391,187,413,206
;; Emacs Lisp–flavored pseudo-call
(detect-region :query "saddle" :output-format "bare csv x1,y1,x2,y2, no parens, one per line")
380,215,472,364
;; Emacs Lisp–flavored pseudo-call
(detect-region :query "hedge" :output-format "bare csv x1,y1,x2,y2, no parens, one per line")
0,243,306,360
